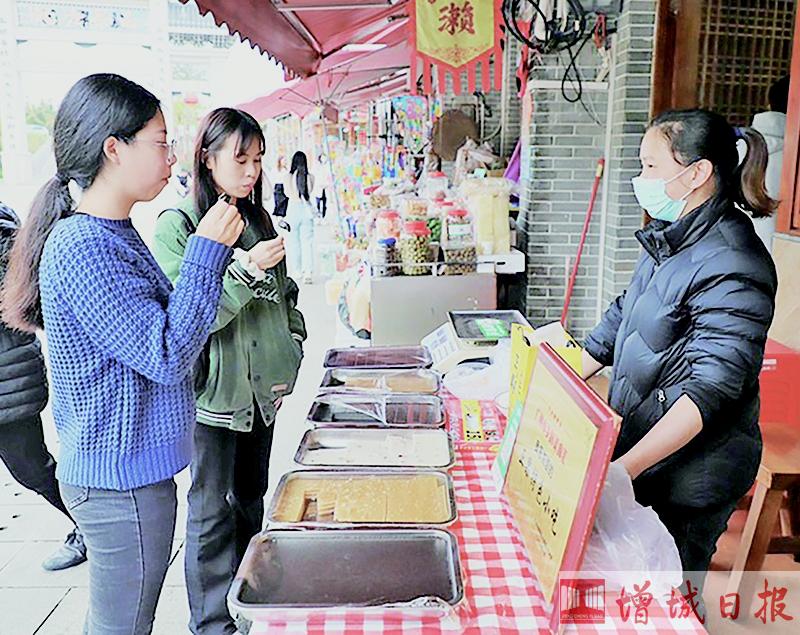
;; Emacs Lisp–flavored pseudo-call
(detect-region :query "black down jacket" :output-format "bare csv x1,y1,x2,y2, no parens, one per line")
0,203,48,425
584,195,777,509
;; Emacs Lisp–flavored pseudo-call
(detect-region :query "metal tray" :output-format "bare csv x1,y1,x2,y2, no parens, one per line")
267,469,456,527
228,529,463,619
307,393,445,428
323,346,433,369
294,427,455,469
319,368,441,395
448,309,529,342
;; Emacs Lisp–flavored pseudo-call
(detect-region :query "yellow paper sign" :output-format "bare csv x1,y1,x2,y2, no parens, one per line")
415,0,495,68
504,355,599,603
494,323,583,486
461,400,485,441
508,323,537,426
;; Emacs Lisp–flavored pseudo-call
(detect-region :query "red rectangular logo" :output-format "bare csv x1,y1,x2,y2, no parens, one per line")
559,578,606,624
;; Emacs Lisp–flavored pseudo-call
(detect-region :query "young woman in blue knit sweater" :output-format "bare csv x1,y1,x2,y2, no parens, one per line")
1,74,244,635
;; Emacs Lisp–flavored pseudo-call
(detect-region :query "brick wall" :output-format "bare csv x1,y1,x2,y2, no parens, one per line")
601,2,659,309
516,1,657,339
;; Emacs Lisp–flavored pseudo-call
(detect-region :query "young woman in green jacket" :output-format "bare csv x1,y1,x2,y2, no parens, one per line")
152,108,306,635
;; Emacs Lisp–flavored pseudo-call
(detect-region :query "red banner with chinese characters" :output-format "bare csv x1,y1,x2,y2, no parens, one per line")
410,0,504,95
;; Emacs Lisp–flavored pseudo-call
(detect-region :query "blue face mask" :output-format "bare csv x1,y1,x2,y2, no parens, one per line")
631,164,696,222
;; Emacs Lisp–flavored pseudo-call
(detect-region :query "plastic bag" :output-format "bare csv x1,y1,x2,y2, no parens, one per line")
442,340,512,401
581,462,683,596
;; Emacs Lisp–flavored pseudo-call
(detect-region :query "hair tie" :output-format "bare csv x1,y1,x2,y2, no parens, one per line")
54,172,70,185
734,126,746,140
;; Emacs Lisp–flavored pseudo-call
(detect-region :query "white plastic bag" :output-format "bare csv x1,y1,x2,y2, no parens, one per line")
442,340,512,401
581,462,682,596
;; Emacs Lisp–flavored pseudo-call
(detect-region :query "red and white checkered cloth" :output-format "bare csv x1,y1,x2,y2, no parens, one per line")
248,452,706,634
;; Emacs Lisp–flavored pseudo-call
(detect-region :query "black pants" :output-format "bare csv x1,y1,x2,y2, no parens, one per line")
0,414,71,520
637,482,738,623
651,500,738,576
184,406,275,635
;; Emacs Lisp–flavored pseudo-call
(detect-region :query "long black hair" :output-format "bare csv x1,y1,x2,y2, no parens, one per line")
193,107,269,232
650,109,777,219
1,73,160,332
290,151,310,202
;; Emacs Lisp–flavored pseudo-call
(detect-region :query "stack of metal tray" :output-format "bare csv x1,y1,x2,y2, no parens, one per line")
230,352,464,624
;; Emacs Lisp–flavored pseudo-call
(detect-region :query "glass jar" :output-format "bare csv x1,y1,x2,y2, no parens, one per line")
401,197,428,221
376,210,402,241
443,244,477,276
400,221,432,276
423,171,449,200
443,208,473,248
443,209,476,275
373,238,400,277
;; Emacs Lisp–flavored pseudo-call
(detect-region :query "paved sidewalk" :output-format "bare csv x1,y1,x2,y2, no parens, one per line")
0,281,337,635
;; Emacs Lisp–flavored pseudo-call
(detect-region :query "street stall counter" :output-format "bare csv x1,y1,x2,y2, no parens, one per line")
232,340,708,634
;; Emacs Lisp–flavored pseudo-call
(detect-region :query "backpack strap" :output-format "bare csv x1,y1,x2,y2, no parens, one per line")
159,207,197,233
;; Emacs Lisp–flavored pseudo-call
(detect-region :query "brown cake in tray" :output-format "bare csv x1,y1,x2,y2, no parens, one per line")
270,472,453,525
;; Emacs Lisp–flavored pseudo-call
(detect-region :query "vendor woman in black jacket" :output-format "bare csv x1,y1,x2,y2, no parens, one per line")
582,109,778,581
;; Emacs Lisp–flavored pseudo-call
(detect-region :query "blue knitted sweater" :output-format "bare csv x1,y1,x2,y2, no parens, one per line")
40,214,231,490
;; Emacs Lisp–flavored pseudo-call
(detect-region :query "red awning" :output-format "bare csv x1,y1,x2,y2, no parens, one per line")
185,0,409,78
238,40,410,120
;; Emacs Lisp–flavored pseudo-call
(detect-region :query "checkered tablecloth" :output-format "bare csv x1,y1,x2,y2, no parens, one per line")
248,451,706,634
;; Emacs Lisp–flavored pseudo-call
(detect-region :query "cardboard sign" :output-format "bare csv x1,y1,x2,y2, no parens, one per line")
494,323,582,486
500,344,620,633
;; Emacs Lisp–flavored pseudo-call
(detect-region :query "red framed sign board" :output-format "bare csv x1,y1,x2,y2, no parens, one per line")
498,343,621,632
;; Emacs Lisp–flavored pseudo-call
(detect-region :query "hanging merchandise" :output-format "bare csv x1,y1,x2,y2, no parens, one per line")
410,0,505,95
392,96,428,155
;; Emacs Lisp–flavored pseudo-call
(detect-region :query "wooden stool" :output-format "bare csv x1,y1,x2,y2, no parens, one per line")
726,424,800,602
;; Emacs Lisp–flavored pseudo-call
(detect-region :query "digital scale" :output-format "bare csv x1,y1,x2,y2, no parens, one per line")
421,310,531,373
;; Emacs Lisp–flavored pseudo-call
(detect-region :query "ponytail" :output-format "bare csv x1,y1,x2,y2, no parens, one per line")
734,126,778,219
650,109,778,220
0,73,159,333
1,176,74,331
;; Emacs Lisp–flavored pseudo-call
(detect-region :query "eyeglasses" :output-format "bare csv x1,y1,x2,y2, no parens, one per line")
133,138,177,162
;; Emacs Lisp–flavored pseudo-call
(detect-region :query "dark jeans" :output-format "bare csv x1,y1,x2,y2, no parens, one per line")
0,414,71,520
185,407,275,635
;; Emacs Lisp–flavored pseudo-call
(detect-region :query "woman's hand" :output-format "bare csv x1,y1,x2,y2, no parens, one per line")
248,237,285,270
581,348,605,380
615,394,704,480
196,196,243,247
614,455,641,480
